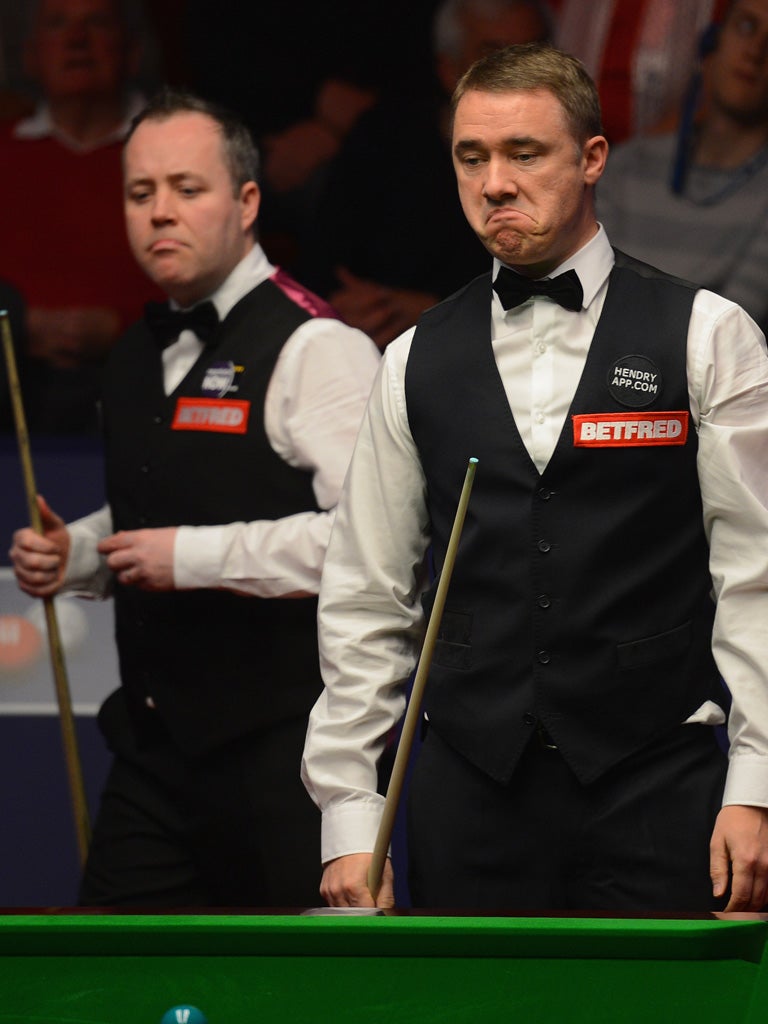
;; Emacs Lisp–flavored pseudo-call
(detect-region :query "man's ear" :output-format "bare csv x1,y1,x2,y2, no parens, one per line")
240,181,261,233
583,135,609,186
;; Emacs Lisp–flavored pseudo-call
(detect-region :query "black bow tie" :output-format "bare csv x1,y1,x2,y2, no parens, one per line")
493,267,583,312
144,300,220,349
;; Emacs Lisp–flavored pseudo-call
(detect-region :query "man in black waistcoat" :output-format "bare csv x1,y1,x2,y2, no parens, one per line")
301,44,768,912
10,89,379,907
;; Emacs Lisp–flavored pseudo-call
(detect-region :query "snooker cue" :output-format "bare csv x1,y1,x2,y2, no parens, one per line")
367,457,478,902
1,310,91,866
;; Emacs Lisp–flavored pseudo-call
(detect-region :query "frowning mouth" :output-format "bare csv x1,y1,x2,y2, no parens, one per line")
149,239,186,253
486,207,531,225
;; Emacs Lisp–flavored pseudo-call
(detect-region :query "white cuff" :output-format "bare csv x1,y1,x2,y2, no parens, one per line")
174,525,227,589
722,754,768,808
320,797,386,865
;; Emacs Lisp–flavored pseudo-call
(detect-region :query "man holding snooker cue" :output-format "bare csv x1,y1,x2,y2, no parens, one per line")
301,43,768,912
10,88,379,907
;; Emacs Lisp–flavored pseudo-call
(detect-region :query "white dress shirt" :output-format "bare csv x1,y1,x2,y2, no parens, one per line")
301,226,768,864
64,244,380,598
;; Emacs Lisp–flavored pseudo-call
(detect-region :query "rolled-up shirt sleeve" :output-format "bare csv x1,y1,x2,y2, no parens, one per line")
62,504,114,598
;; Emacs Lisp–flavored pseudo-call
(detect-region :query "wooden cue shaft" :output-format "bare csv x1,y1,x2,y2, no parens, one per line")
1,311,91,866
367,457,478,901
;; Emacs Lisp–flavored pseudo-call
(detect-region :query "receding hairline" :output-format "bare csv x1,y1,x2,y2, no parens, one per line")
123,109,229,160
121,110,254,198
124,95,261,196
128,107,225,136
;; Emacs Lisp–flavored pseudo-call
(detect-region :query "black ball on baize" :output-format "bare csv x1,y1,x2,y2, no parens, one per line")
160,1006,208,1024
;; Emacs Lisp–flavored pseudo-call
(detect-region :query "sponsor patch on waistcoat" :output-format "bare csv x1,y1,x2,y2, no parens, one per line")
201,360,242,397
572,411,689,447
171,397,250,434
607,355,662,407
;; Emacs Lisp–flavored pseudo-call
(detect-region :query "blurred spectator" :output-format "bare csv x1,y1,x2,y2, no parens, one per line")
257,77,379,270
553,0,730,142
180,1,442,272
181,0,440,142
597,0,768,331
0,0,161,432
299,0,554,350
261,79,378,199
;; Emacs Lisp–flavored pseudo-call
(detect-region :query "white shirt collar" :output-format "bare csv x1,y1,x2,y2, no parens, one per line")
13,91,146,151
174,243,275,319
492,224,615,311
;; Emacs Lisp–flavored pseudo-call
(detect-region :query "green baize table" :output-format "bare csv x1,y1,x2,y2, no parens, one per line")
2,910,768,1023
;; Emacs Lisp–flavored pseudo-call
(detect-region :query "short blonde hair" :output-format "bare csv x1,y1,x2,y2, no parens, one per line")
452,42,603,144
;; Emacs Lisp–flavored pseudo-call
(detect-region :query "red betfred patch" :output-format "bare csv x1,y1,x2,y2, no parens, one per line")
573,411,689,447
171,398,250,434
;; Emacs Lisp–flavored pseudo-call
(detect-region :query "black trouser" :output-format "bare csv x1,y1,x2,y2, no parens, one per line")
79,689,322,908
407,723,727,912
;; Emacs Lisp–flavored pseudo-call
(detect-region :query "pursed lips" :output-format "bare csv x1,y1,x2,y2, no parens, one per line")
149,238,187,253
486,207,531,224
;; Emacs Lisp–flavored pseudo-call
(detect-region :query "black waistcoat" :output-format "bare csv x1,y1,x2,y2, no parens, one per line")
101,280,323,753
405,252,720,784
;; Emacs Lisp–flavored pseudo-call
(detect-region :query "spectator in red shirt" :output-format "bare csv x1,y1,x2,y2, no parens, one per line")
0,0,161,431
552,0,731,142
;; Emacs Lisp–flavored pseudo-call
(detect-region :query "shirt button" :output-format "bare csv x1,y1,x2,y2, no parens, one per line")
538,594,551,608
538,540,551,553
537,651,551,664
537,342,547,354
141,464,150,474
153,415,163,425
523,712,537,726
536,412,545,424
538,488,552,501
